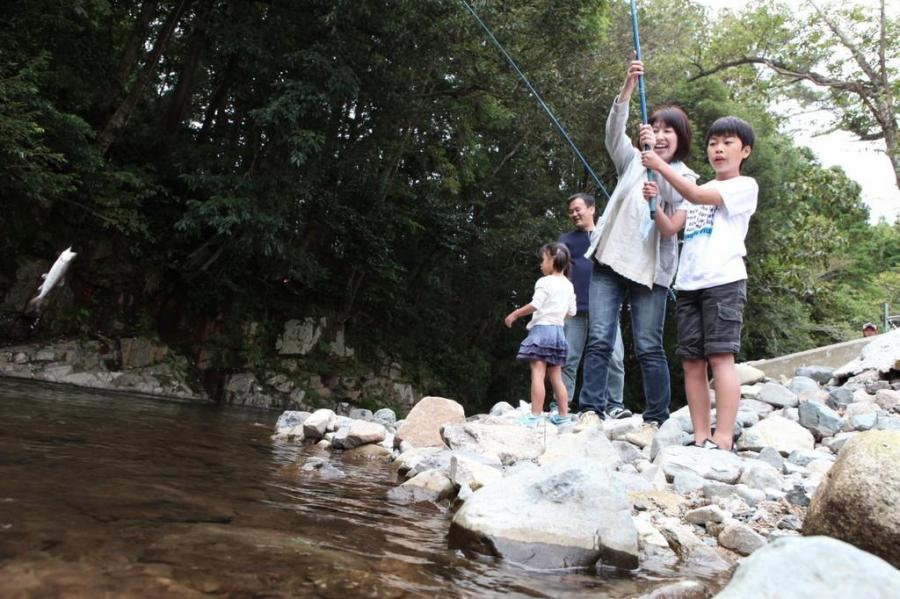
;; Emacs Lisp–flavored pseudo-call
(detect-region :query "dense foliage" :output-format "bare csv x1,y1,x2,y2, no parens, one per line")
1,0,896,411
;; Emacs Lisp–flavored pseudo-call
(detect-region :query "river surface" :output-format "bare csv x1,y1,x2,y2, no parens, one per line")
0,379,687,598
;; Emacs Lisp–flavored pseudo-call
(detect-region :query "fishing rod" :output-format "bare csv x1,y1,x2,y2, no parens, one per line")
629,0,656,220
457,0,611,202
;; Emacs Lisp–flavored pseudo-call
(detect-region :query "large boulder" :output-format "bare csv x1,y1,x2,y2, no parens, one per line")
713,536,900,599
394,396,465,449
449,459,638,570
803,430,900,568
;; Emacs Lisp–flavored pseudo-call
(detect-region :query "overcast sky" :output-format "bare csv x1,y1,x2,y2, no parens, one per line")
691,0,899,223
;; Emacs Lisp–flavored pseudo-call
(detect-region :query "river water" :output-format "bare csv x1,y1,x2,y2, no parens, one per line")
0,379,686,598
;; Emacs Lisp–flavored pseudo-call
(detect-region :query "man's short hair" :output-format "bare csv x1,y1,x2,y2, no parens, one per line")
649,105,692,163
567,192,595,209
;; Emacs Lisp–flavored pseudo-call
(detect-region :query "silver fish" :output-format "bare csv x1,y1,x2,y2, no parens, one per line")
26,247,77,312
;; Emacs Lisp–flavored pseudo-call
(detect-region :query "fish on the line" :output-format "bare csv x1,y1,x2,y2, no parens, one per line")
26,247,77,313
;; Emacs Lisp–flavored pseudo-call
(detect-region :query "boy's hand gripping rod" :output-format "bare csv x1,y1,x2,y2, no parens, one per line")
630,0,656,220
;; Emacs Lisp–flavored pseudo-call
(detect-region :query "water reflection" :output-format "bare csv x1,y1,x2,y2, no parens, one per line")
0,379,678,597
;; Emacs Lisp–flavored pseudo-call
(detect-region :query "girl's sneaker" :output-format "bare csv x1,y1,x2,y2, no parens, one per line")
549,413,571,426
519,413,543,427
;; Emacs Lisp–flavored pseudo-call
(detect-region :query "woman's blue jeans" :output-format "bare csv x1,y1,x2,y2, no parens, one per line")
580,263,671,424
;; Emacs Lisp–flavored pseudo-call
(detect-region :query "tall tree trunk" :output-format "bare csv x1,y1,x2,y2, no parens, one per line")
98,0,192,155
197,55,236,143
163,2,212,134
116,1,158,90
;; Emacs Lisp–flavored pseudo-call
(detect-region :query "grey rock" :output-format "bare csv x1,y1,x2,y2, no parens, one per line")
844,402,878,431
736,363,766,385
822,431,857,453
826,386,855,410
713,536,900,599
718,522,766,556
684,505,729,526
373,408,397,426
673,471,706,494
866,381,891,394
798,401,844,438
788,376,819,396
274,410,311,434
795,366,835,384
613,440,644,465
787,449,835,467
488,401,515,417
786,482,813,507
875,415,900,431
758,382,799,408
776,515,803,531
736,409,759,428
739,398,775,418
638,580,710,599
757,447,785,471
649,418,692,460
874,389,900,411
348,408,373,421
739,462,783,492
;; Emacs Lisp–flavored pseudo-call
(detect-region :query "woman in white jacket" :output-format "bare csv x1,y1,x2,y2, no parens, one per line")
579,59,696,426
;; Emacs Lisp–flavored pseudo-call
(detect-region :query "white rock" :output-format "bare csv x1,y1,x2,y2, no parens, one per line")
737,415,815,455
303,408,336,440
539,426,620,469
654,445,745,484
718,522,766,556
450,458,638,569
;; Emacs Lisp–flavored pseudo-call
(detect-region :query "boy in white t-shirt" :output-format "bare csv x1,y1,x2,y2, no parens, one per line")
640,116,758,451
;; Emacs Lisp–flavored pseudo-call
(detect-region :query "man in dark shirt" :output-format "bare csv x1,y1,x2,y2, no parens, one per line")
559,193,630,419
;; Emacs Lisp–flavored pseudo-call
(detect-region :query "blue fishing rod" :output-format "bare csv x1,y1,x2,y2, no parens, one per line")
457,0,610,202
630,0,656,220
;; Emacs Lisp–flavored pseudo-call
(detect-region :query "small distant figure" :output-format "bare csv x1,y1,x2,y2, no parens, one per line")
863,322,878,337
504,242,576,427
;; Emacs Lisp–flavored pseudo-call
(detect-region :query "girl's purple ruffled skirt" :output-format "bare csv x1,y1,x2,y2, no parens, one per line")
516,324,568,365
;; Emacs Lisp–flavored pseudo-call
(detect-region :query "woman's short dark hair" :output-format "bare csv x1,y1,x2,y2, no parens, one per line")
705,116,755,148
538,242,571,276
649,105,692,163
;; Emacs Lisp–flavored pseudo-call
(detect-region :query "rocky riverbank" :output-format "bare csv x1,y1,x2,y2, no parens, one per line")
0,321,420,412
273,329,900,597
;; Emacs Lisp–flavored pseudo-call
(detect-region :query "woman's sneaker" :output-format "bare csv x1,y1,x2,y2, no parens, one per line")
549,413,571,426
519,413,543,427
604,406,633,420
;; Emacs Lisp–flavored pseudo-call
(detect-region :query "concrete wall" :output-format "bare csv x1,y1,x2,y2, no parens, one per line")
746,335,879,381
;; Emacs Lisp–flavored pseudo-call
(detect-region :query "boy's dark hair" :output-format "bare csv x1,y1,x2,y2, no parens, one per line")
567,192,595,209
705,116,755,149
649,105,692,163
538,242,571,276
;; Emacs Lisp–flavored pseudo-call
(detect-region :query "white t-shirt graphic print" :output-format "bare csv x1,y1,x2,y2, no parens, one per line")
675,176,758,291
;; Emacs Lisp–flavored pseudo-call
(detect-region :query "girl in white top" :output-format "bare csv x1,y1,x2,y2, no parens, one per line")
504,242,577,427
